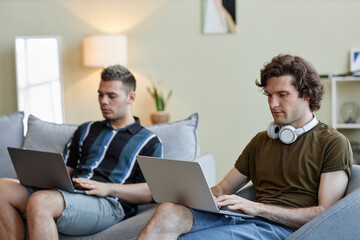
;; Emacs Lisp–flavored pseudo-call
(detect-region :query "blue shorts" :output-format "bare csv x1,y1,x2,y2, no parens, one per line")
179,209,295,240
26,187,125,235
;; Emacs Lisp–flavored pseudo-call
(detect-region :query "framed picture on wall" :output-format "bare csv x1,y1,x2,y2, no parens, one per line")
202,0,236,34
350,48,360,75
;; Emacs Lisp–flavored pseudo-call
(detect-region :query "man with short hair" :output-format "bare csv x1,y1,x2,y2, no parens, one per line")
0,65,163,239
138,54,352,240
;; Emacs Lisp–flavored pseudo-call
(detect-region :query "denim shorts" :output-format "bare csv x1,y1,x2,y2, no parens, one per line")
26,187,125,236
179,209,295,240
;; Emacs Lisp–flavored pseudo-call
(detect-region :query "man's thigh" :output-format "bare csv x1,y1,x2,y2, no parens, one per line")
179,209,295,240
56,190,125,236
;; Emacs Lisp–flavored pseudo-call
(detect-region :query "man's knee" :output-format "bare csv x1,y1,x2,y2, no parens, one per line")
26,190,65,219
0,178,28,214
142,202,194,237
0,181,12,209
0,178,12,199
156,202,193,222
0,178,21,198
156,202,182,216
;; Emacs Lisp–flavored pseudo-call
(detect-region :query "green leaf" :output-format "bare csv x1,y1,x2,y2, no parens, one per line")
147,81,172,111
166,90,173,102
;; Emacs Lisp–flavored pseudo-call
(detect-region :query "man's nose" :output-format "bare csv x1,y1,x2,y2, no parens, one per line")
268,96,279,108
99,96,109,104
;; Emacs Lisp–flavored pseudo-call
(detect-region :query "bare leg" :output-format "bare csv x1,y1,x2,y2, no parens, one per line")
26,190,65,240
0,178,29,240
138,202,194,240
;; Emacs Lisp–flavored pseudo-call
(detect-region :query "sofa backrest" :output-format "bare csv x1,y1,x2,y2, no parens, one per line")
0,112,200,179
0,112,24,178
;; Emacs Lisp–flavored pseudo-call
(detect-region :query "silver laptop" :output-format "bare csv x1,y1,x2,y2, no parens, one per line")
137,155,254,218
7,147,83,193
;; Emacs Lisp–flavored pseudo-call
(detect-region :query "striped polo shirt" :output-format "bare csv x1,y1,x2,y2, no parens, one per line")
63,117,163,216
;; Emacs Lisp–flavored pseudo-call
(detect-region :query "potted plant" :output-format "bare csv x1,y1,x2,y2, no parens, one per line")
147,82,173,124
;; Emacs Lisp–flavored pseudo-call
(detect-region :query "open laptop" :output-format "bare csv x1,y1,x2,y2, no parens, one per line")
7,147,83,193
137,155,254,218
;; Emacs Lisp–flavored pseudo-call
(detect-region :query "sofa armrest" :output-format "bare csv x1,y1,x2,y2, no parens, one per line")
346,164,360,195
194,152,216,187
287,186,360,239
287,164,360,240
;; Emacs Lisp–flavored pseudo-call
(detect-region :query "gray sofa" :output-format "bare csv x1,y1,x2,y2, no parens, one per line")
1,112,360,239
0,111,216,239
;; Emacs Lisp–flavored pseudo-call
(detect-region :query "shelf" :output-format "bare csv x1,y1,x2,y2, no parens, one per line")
330,76,360,82
331,75,360,130
334,123,360,129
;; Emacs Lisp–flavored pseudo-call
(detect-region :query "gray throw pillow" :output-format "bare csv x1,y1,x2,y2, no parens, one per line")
23,115,78,153
22,113,198,161
0,112,24,178
146,113,199,161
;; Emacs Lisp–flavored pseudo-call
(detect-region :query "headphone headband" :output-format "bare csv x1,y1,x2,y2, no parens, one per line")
301,116,319,133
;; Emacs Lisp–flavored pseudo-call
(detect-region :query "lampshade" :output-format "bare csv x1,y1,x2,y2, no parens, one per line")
83,34,127,67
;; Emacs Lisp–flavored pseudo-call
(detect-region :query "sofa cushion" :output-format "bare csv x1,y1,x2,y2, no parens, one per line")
145,113,199,161
23,115,78,153
22,113,199,161
0,111,24,178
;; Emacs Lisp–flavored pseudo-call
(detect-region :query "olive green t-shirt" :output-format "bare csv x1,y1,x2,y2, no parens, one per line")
235,122,353,208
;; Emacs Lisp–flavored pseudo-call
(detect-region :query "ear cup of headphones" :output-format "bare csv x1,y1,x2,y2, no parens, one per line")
267,122,280,139
267,115,318,144
279,125,297,144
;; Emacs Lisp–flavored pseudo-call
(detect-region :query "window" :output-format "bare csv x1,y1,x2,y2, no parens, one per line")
15,36,64,124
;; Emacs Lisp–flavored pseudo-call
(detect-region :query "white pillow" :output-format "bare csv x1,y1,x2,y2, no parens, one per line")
146,113,199,161
0,112,24,178
23,115,78,153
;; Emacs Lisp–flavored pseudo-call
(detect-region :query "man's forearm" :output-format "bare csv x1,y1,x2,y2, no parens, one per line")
73,178,153,204
256,202,325,229
107,182,153,204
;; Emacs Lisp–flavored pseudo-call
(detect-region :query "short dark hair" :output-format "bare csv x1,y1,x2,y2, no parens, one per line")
256,54,325,111
101,65,136,94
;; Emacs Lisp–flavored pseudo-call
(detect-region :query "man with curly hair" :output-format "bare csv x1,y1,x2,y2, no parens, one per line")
138,54,353,240
0,65,163,239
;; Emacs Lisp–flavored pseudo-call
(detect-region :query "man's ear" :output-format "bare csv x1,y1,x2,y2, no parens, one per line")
128,91,136,104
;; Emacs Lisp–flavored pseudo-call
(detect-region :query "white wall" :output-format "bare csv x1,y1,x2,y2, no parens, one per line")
1,0,359,181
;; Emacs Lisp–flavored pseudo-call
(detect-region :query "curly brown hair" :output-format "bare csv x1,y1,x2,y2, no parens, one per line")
256,54,325,111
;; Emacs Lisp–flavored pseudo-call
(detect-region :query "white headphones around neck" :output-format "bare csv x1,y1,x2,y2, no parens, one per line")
267,116,319,144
